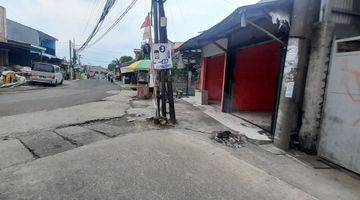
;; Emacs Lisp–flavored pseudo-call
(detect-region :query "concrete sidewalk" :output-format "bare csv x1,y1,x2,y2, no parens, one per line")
182,97,272,144
0,130,317,200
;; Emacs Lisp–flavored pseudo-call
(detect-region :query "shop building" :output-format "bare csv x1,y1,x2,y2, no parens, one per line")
0,6,59,68
179,0,360,174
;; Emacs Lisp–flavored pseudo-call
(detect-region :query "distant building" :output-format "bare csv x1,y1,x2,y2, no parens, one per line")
84,65,108,79
0,6,59,67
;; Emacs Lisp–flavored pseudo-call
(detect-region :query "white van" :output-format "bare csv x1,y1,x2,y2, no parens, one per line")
30,63,63,86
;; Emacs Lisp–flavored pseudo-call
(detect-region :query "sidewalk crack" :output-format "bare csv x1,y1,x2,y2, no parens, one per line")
53,131,80,146
17,138,40,159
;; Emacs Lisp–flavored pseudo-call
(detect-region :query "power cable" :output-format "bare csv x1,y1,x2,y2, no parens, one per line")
58,42,127,55
80,0,104,41
82,57,111,63
87,0,139,47
78,0,116,51
78,0,118,52
84,48,126,55
223,0,241,6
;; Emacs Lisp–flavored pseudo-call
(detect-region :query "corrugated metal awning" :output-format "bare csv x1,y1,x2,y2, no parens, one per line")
179,0,291,51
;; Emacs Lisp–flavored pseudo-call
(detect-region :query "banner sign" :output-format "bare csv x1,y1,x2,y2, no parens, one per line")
152,43,173,70
120,66,131,74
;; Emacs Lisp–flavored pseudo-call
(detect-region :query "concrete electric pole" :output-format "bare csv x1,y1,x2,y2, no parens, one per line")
274,0,319,150
69,40,73,80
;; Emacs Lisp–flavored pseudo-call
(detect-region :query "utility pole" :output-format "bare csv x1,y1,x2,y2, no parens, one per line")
274,0,319,150
152,0,161,119
78,55,82,66
69,40,73,80
72,39,77,80
152,0,176,123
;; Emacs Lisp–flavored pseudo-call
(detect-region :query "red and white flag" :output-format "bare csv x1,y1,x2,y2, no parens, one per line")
140,14,151,29
143,27,151,41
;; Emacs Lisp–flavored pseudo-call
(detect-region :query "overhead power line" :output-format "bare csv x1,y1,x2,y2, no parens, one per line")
80,0,104,41
78,0,118,52
84,48,126,55
82,56,111,63
88,0,139,47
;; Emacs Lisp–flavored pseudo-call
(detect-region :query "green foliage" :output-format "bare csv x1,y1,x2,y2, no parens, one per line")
108,63,116,71
173,67,188,81
120,56,133,63
107,56,133,72
138,51,146,60
193,64,201,84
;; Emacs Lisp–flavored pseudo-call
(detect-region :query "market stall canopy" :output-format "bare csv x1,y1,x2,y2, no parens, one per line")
120,66,132,74
128,60,151,72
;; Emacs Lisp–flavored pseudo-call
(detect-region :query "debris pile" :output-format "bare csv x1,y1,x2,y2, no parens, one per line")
213,131,246,148
0,71,27,88
0,66,29,88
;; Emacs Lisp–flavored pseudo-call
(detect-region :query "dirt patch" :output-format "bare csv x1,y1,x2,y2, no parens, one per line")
129,100,151,108
105,116,135,127
212,131,246,149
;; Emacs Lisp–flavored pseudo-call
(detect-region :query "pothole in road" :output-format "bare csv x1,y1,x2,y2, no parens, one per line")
105,115,135,127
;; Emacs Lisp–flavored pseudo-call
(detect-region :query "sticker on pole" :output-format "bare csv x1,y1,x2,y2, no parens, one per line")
285,82,295,98
152,43,173,70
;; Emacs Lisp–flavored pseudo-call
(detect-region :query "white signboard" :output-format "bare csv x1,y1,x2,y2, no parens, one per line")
285,82,295,98
153,43,173,70
120,66,131,74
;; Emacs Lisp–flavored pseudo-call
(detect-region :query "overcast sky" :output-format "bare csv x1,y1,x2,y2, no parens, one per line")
1,0,258,66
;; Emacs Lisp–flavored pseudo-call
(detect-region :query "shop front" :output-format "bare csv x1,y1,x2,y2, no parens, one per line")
231,41,283,131
181,0,291,133
201,53,226,104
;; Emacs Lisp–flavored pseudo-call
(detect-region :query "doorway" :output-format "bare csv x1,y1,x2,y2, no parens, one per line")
231,40,283,132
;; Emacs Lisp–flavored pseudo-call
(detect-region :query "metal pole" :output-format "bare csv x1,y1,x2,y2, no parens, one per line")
158,0,176,123
156,0,167,118
160,70,167,118
69,40,73,80
78,55,82,66
152,0,161,119
151,0,176,123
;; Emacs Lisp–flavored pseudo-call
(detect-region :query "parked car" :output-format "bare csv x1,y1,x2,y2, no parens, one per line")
30,63,63,86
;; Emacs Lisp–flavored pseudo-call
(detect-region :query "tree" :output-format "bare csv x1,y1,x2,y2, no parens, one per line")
108,58,121,71
119,56,133,64
113,58,121,65
107,63,116,72
108,56,133,71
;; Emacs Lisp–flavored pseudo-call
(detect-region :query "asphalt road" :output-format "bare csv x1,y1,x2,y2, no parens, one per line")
0,79,117,117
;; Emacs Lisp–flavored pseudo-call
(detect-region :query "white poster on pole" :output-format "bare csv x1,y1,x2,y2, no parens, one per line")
153,43,173,70
285,82,295,98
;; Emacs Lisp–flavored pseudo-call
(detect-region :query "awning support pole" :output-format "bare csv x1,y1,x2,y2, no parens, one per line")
213,41,227,52
246,20,285,45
